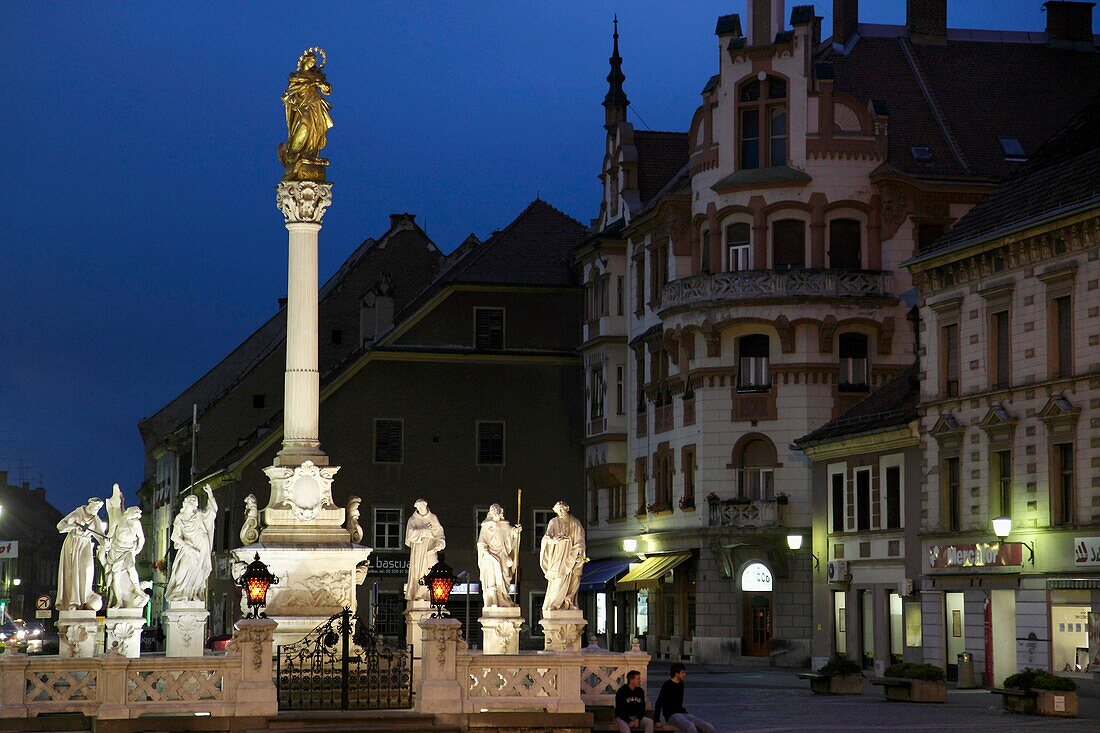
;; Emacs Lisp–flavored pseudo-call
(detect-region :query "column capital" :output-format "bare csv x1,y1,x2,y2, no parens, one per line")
276,180,333,224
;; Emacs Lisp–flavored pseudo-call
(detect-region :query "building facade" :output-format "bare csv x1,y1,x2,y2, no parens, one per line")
903,95,1100,684
578,0,1100,665
0,472,63,625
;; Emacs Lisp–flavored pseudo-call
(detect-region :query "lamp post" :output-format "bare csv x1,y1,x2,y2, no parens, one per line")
992,516,1035,565
420,561,456,619
236,553,279,619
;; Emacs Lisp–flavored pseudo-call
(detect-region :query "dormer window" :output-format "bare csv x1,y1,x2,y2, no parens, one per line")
911,146,932,161
998,137,1026,162
738,76,788,170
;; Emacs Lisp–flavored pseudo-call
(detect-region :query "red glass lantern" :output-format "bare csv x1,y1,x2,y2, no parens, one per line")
236,553,279,618
420,561,456,617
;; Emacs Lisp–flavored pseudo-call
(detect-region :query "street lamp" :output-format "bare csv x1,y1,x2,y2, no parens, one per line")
421,561,456,618
786,534,803,551
622,538,638,553
991,516,1035,565
236,553,278,618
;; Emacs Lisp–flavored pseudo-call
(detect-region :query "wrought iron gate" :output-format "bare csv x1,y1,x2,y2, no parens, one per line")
276,608,413,710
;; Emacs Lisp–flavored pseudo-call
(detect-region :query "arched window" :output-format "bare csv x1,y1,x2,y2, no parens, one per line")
737,334,770,391
726,222,751,272
829,219,862,270
838,333,870,391
733,434,777,500
738,76,788,170
772,219,805,270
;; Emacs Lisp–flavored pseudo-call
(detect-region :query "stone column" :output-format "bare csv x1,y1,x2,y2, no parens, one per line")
479,606,524,654
104,608,145,658
163,600,209,658
56,610,98,658
415,617,463,714
405,599,433,684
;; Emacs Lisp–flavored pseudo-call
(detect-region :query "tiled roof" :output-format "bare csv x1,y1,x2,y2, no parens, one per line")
633,131,690,205
794,363,919,446
821,29,1100,181
909,93,1100,261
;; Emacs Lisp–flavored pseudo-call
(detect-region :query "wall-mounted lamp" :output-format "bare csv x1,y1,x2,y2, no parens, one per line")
786,534,803,551
622,538,638,553
11,578,20,587
992,516,1035,565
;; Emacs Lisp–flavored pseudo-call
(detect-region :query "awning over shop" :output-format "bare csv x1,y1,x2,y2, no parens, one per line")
579,558,633,591
617,552,692,590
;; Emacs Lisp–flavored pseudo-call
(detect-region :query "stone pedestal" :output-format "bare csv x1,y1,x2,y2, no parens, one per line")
104,608,145,658
479,606,524,654
405,599,433,674
163,600,209,657
415,617,463,714
539,609,587,652
57,610,98,658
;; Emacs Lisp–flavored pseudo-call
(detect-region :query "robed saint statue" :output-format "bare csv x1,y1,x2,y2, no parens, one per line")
278,47,333,181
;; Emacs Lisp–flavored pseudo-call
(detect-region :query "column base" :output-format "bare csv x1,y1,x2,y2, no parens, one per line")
539,609,587,652
57,610,98,658
104,608,145,658
163,601,209,658
479,607,524,654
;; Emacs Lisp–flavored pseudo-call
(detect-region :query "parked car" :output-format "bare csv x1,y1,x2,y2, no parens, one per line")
206,634,233,652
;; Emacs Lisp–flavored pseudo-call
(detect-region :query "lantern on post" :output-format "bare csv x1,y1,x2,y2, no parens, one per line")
420,561,456,618
236,553,279,618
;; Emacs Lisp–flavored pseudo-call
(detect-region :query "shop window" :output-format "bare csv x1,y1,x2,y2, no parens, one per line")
834,591,847,654
1052,443,1074,526
737,334,771,391
889,592,904,664
829,218,862,270
726,222,751,272
838,333,869,391
772,219,805,270
941,323,960,397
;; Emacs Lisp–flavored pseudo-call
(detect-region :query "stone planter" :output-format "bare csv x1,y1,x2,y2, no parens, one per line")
1001,690,1078,717
883,679,946,703
809,674,863,695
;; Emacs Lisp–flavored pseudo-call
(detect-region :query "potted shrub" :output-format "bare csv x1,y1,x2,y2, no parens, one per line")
807,654,863,695
880,662,946,703
1000,669,1078,717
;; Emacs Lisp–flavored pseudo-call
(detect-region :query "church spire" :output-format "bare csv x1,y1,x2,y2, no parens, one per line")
603,15,629,127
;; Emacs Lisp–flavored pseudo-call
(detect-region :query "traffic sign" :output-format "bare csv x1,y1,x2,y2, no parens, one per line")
35,610,50,619
35,595,51,611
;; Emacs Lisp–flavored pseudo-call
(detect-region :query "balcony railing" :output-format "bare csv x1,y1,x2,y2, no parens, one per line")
662,269,892,309
708,498,781,528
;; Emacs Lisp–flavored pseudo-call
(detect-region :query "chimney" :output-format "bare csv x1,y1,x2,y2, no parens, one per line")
907,0,947,40
1044,1,1095,44
833,0,859,46
747,0,785,46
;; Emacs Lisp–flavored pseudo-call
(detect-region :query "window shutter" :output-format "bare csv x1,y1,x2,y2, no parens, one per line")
845,471,855,532
374,420,402,463
871,467,881,529
475,309,505,350
477,422,505,465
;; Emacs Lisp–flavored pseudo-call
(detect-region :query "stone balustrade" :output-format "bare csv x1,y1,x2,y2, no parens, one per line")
0,618,277,720
661,269,892,309
708,498,781,528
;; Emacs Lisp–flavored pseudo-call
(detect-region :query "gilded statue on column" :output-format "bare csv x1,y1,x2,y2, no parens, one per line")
278,47,333,182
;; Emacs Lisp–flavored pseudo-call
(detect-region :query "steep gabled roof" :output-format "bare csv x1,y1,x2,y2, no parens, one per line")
794,363,919,447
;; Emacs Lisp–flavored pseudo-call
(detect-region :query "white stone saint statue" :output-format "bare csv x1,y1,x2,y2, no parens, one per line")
240,494,260,545
539,501,586,612
405,499,445,601
56,498,106,611
476,503,521,608
165,485,218,603
99,484,148,610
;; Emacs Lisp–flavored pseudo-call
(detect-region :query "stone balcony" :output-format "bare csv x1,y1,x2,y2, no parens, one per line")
660,269,893,310
708,498,783,528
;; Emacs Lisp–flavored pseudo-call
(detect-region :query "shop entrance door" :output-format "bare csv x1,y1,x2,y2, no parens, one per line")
744,594,772,656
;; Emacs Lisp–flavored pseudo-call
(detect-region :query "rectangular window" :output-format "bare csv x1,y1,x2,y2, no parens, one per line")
942,324,960,397
474,307,505,350
830,469,845,533
1053,443,1074,526
373,419,403,464
885,465,901,530
995,450,1012,519
768,107,787,166
739,467,774,501
373,507,403,550
726,222,751,272
476,421,505,465
616,276,624,316
634,258,645,314
855,467,872,531
737,334,770,391
828,219,862,270
701,231,711,275
772,219,805,270
916,223,947,253
653,449,674,507
740,109,760,170
682,446,696,505
532,509,556,551
945,457,961,531
635,458,647,514
990,310,1010,389
589,367,605,419
1053,296,1073,378
616,365,625,415
838,333,870,391
474,507,490,541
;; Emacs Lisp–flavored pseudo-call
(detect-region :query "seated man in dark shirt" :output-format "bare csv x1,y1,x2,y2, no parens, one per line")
614,669,653,733
653,663,714,733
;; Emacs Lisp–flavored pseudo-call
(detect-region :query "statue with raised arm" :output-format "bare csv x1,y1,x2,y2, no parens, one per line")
540,501,586,612
476,503,522,608
165,485,217,603
56,498,106,611
405,499,446,602
240,494,260,545
99,484,147,610
278,47,333,182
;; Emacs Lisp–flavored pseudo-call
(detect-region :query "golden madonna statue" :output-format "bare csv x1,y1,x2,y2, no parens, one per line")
278,47,333,182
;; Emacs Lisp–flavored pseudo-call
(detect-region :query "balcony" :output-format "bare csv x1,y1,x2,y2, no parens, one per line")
708,498,782,528
661,269,892,310
586,416,607,437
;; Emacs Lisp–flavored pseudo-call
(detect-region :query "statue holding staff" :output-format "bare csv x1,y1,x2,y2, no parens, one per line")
56,498,106,611
405,499,445,601
165,485,218,603
476,503,521,608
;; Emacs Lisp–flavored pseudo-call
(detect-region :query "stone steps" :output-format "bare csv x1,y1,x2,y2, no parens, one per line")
254,711,460,733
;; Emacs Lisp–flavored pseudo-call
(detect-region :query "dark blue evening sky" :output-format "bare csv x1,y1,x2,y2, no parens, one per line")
2,1,1092,511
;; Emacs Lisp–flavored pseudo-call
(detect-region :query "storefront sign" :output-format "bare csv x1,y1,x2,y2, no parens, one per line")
928,542,1022,569
1073,537,1100,567
368,555,410,577
0,541,18,558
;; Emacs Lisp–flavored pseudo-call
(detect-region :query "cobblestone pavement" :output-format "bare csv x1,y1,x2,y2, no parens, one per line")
645,667,1100,732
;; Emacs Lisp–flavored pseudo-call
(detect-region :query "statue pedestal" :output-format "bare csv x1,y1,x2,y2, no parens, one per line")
539,609,587,652
232,542,371,648
405,599,433,677
479,606,524,654
163,601,209,658
57,610,98,658
104,608,145,658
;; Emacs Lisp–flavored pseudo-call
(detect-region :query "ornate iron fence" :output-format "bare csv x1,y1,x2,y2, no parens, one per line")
276,608,413,711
